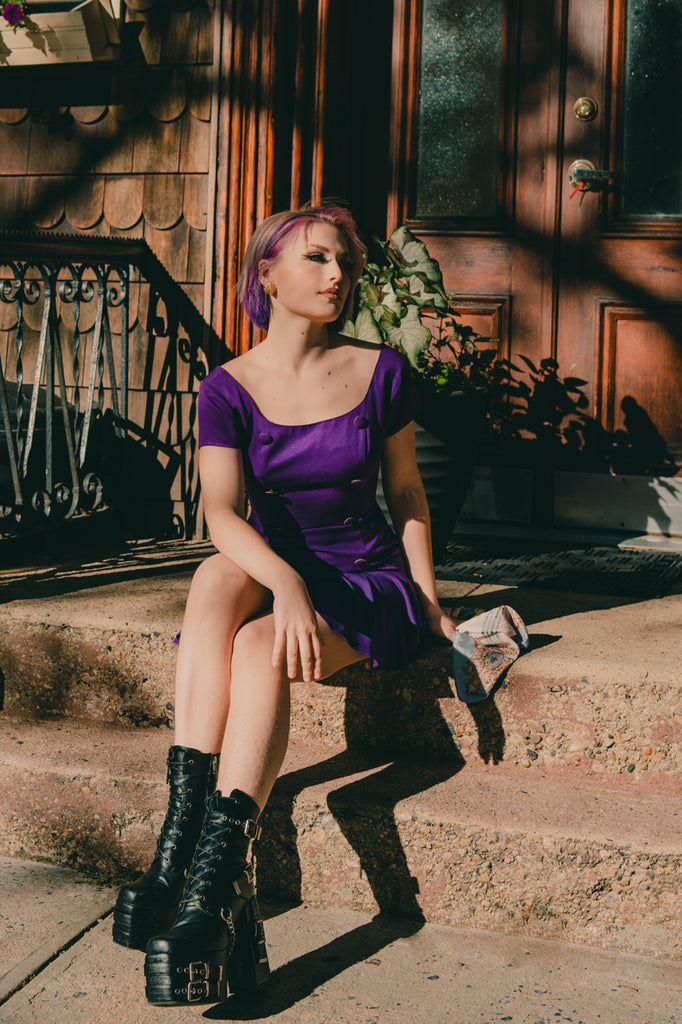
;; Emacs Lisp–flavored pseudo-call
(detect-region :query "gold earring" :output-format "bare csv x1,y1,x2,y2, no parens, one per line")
263,281,275,296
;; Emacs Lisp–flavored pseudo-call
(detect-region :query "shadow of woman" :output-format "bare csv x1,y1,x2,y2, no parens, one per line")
206,650,485,1018
203,911,422,1020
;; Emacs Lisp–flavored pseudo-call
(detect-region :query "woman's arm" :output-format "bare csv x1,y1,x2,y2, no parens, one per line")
380,423,456,642
200,445,323,680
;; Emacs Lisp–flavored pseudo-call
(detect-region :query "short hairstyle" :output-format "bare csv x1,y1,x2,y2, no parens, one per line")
238,203,366,330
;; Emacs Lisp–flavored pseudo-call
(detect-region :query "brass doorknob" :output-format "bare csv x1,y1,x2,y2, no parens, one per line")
568,159,613,192
573,97,598,122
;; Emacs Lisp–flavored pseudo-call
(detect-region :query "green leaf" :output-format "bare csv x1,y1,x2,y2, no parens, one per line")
376,277,404,318
388,226,449,309
379,306,402,329
383,304,432,367
350,305,385,344
340,314,358,337
357,279,382,307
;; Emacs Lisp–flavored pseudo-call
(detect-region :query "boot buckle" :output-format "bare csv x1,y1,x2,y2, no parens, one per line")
187,980,210,1001
188,960,211,982
244,818,261,841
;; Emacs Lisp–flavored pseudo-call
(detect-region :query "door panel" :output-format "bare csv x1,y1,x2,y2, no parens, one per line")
394,0,682,530
598,305,682,466
556,0,682,473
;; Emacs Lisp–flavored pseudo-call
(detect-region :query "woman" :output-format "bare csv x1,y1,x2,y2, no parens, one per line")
112,204,457,1005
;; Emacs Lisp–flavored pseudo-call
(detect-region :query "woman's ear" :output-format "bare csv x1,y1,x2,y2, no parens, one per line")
258,259,276,296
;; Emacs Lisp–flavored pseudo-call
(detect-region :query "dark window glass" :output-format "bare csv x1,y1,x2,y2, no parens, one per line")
415,0,504,219
621,0,682,217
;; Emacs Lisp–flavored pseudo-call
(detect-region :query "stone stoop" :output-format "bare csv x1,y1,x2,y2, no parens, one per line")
1,572,680,780
0,715,680,961
1,559,681,960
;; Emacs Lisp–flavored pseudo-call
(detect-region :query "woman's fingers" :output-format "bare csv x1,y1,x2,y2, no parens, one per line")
273,618,322,681
297,632,315,681
287,630,300,680
311,631,323,680
272,628,286,670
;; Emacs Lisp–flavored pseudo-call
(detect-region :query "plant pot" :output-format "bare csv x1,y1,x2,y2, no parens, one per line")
0,1,122,66
378,388,485,562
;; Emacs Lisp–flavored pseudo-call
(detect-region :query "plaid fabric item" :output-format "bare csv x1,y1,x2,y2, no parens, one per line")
452,605,529,704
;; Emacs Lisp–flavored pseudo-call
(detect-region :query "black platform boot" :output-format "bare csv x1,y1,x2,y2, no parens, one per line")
112,746,219,951
144,789,270,1005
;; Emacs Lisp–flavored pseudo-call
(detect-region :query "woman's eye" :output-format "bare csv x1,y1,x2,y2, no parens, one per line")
340,259,354,275
305,252,326,263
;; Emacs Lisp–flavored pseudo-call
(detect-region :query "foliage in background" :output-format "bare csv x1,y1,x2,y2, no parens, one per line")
344,224,496,394
345,226,676,474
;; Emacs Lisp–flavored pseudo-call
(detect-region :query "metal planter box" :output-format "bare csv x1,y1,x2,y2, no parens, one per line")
0,1,122,66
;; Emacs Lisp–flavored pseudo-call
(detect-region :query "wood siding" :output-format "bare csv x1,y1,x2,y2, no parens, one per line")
0,0,218,539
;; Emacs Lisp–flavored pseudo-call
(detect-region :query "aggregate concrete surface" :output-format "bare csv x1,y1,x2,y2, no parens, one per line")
0,857,116,1004
1,539,681,1021
1,860,680,1024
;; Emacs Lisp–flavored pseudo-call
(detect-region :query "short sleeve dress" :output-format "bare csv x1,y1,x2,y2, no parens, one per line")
197,345,427,669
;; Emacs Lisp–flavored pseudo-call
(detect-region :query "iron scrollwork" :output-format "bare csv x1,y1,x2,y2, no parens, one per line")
0,256,129,532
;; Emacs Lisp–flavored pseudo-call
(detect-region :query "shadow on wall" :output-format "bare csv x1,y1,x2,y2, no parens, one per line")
476,354,678,477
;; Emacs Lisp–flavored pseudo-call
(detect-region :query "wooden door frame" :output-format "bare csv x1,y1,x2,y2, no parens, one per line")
211,0,332,358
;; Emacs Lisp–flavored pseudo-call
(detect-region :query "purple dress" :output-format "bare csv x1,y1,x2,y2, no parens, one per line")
197,345,426,668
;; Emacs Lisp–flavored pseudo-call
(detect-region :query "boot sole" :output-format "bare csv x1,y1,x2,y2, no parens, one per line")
112,897,180,952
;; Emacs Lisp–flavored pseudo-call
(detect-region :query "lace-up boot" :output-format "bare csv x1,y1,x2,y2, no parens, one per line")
112,746,219,951
144,789,270,1005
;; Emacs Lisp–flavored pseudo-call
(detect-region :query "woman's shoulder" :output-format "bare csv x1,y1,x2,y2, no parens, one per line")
203,352,254,389
332,335,409,373
199,363,248,410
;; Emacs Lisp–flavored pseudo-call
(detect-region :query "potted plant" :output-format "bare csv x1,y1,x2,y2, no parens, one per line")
0,0,122,66
344,225,494,559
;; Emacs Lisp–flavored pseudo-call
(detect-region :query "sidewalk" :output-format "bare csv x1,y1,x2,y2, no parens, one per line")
2,858,680,1024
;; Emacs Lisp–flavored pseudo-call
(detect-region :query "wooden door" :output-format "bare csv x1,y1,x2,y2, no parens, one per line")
390,0,682,534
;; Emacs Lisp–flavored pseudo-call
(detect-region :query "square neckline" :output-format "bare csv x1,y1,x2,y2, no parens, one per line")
218,345,386,428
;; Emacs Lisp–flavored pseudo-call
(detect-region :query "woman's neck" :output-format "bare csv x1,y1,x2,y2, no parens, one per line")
259,316,333,368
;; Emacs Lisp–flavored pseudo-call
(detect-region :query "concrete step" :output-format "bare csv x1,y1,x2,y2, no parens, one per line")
3,871,680,1024
1,715,680,959
1,551,681,778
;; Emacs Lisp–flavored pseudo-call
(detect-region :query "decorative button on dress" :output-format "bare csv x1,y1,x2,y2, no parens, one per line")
198,345,426,668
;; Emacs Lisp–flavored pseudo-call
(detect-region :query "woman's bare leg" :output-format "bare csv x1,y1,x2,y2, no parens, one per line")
217,612,366,808
172,553,271,752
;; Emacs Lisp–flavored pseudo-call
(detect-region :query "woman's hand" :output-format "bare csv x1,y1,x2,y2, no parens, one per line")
271,573,323,682
424,605,458,644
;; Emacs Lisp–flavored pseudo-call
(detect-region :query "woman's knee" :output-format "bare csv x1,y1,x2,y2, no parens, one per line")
185,555,269,632
189,554,256,604
231,614,278,673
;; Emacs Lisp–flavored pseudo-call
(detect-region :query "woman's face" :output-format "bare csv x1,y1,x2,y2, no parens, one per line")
263,221,354,325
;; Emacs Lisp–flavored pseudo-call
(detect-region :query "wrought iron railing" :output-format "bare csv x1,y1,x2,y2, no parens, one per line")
0,233,214,539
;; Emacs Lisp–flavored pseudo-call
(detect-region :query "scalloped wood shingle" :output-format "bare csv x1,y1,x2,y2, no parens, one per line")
183,175,207,230
103,175,144,229
148,67,188,122
93,116,135,175
143,174,184,230
65,177,105,230
133,116,182,174
27,177,66,230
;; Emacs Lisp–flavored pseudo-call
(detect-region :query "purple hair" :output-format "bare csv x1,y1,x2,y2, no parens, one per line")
238,204,366,330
